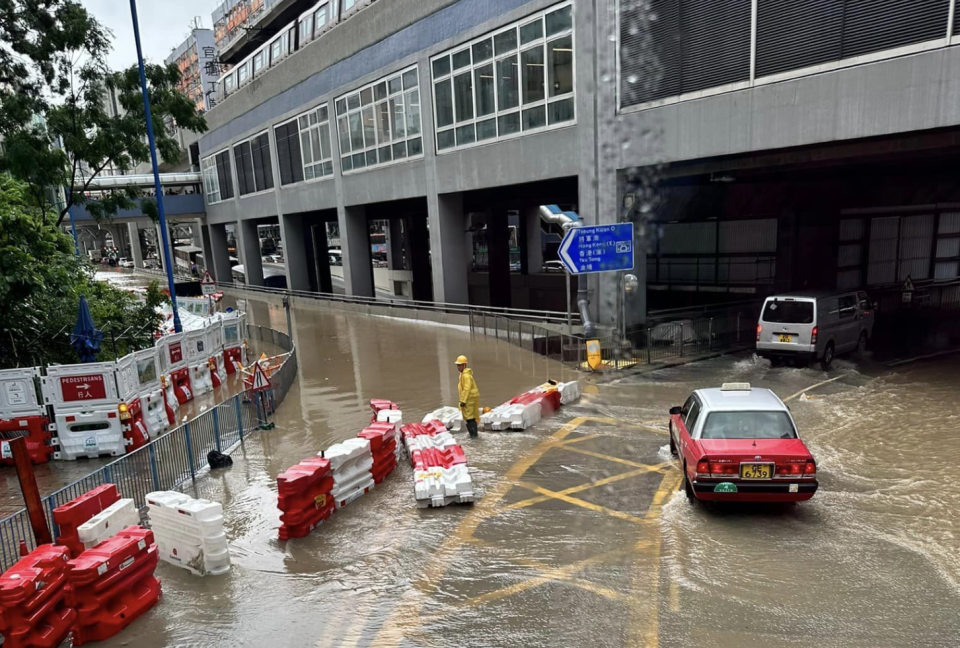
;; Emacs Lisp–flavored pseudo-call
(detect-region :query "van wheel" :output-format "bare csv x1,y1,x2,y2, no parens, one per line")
857,332,868,355
820,343,835,370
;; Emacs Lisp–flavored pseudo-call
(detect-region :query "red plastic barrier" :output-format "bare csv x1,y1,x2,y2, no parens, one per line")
121,399,149,453
359,423,400,484
170,367,193,405
53,484,120,559
65,527,161,646
510,388,562,415
0,544,76,648
411,445,467,471
369,399,398,423
0,415,53,466
277,457,335,540
224,347,242,375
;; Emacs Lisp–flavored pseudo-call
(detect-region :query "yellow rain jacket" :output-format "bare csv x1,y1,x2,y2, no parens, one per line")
458,368,481,422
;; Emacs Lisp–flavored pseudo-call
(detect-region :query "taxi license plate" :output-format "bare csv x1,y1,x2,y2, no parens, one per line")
779,334,792,343
740,463,774,480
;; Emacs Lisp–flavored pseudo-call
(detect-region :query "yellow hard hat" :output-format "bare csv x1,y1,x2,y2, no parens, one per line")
455,355,468,365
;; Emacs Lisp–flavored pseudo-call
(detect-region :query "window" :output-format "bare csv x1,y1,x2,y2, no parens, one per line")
274,120,304,186
298,104,334,181
300,13,314,44
232,132,274,196
202,150,234,204
684,399,702,432
431,1,575,153
335,66,422,173
224,73,236,95
270,38,283,64
700,412,797,440
253,49,266,76
838,295,857,319
237,61,251,85
762,300,814,325
858,292,871,311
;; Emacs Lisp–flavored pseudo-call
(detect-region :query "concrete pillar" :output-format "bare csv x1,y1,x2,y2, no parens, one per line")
127,222,144,269
208,223,233,283
199,222,214,275
339,206,373,297
487,207,512,308
310,223,333,293
525,205,543,275
281,213,311,292
385,219,405,270
237,220,264,286
428,192,469,304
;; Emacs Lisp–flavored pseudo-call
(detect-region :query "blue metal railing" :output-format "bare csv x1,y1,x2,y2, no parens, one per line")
0,324,298,573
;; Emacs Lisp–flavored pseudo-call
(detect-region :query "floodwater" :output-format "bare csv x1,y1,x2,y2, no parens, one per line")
78,290,960,647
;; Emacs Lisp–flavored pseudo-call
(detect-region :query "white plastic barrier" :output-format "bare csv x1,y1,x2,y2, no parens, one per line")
558,380,581,405
140,387,168,438
414,466,475,508
323,438,374,509
189,361,214,398
481,401,542,431
54,410,125,460
146,491,231,577
77,498,140,550
407,430,458,453
422,407,463,432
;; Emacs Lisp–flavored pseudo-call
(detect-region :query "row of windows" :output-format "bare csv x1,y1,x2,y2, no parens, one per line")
204,2,576,203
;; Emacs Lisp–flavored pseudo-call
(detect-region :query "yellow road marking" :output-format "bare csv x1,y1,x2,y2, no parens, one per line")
511,555,628,601
553,433,603,447
505,463,671,511
516,481,651,525
561,445,667,470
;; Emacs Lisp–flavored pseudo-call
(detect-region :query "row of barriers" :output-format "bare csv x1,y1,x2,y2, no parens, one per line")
0,324,298,574
0,311,251,464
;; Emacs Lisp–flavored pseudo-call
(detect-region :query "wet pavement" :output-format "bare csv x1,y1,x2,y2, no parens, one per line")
76,290,960,647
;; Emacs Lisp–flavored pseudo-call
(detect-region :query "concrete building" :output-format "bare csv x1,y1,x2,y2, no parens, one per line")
166,27,220,113
197,0,960,330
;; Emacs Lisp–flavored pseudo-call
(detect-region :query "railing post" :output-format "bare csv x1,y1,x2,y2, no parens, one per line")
184,422,196,480
235,394,244,443
709,318,714,351
103,466,112,484
148,443,161,491
212,406,222,453
646,328,652,365
679,324,685,357
46,496,59,539
737,312,741,344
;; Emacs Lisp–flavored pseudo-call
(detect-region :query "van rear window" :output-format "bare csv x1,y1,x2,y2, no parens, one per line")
762,301,814,324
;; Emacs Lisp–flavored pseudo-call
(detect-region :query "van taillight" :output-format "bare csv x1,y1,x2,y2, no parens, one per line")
811,326,818,344
756,324,762,342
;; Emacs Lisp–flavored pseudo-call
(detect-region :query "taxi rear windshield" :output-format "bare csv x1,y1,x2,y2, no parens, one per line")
700,412,797,440
762,301,814,324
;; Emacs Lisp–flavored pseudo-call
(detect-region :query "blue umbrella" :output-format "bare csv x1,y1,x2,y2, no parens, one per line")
70,296,104,363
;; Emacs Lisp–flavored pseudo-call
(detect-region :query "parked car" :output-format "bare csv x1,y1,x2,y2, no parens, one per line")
756,290,875,368
118,258,134,268
143,259,161,269
669,383,819,504
541,260,566,273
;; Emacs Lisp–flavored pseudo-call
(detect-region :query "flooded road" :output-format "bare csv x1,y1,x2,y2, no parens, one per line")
83,290,960,647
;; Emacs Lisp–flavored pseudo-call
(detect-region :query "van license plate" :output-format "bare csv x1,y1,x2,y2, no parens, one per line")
740,463,774,480
778,334,792,343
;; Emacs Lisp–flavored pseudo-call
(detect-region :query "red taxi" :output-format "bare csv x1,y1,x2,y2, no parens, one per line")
668,383,819,503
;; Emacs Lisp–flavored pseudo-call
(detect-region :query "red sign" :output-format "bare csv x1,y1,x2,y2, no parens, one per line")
60,374,108,402
169,342,183,365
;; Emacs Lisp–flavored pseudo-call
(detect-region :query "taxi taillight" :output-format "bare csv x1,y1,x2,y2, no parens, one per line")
804,460,817,477
708,462,738,476
695,459,710,478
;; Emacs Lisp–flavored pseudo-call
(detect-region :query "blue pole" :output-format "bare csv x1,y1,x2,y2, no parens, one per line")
129,0,183,334
68,208,80,257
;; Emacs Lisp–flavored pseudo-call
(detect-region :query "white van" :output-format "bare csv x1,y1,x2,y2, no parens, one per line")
756,290,875,368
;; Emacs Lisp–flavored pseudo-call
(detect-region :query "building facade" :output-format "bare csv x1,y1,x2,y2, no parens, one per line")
197,0,960,328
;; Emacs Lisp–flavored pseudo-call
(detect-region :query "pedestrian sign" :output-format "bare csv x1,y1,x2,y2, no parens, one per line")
559,223,635,275
251,363,271,392
201,271,218,296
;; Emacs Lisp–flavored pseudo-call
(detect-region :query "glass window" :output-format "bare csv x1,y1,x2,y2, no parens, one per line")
472,39,493,63
437,129,455,150
476,118,497,141
454,72,474,122
253,50,265,74
456,124,476,146
315,4,328,28
338,116,350,152
377,102,392,143
215,151,233,199
300,15,313,42
375,81,387,101
547,36,573,96
432,56,451,79
474,64,495,117
435,80,454,128
700,412,797,441
393,141,406,159
545,5,572,36
684,399,702,432
388,75,402,95
521,47,545,104
349,112,363,150
271,39,282,63
405,89,420,136
403,69,418,90
498,111,520,136
360,87,373,106
761,301,814,324
347,93,360,111
495,28,517,55
408,137,422,156
391,96,405,139
361,106,375,147
336,99,347,115
301,132,313,164
520,20,543,45
379,145,392,162
497,55,520,110
839,295,857,318
548,97,575,124
522,105,546,130
452,49,471,70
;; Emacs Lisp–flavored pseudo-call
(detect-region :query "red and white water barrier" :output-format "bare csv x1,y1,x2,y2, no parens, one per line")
481,380,581,431
277,457,335,540
400,422,474,508
53,484,121,559
0,544,76,648
65,527,161,646
359,421,399,484
325,438,375,509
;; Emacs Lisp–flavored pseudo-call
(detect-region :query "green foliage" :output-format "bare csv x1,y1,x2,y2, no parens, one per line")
0,0,207,226
0,176,165,368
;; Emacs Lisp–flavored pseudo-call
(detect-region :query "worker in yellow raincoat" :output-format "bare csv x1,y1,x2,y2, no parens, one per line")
456,355,480,437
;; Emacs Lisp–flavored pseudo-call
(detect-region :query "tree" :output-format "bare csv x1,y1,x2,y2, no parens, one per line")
0,176,166,368
0,0,208,226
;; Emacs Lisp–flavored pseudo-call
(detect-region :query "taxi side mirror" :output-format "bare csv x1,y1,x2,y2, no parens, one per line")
669,406,682,416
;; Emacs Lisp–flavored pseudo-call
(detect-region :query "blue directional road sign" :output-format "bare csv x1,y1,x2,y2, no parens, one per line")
559,223,635,275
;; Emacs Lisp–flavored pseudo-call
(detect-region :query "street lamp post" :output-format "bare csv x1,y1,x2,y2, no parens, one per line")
128,0,183,334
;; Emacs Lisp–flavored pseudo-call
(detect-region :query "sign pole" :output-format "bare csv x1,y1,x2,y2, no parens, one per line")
565,270,573,337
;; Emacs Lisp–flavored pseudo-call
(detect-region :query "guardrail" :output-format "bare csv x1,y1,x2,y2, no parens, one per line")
0,324,297,573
